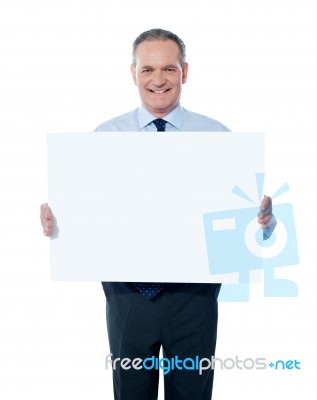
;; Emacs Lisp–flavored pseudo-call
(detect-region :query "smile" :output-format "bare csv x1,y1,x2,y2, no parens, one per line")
148,89,171,94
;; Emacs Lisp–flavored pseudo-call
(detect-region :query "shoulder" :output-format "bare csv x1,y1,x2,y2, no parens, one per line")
94,109,138,132
182,108,230,132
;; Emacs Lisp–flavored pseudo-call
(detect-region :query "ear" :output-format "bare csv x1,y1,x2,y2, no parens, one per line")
181,63,189,84
131,64,137,86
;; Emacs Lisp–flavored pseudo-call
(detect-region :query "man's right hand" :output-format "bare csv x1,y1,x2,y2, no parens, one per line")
40,203,53,236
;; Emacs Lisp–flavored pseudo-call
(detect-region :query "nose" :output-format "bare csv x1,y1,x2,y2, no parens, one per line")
151,70,167,87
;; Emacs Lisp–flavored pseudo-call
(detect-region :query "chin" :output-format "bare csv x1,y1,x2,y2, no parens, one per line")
150,100,172,110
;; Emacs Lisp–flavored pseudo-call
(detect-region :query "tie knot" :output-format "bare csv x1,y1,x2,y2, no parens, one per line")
152,118,167,132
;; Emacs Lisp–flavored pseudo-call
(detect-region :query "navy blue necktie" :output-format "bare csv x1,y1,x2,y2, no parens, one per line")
133,282,164,299
133,119,167,299
152,118,167,131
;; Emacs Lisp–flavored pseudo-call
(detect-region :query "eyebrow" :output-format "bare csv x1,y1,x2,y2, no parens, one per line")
140,64,179,70
163,64,178,69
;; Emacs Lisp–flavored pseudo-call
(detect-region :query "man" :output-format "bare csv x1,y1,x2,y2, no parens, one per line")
41,28,274,399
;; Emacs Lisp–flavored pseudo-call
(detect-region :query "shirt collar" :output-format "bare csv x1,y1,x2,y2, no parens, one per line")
138,104,183,130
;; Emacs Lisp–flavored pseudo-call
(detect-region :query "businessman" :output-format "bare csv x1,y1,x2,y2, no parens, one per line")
41,28,275,400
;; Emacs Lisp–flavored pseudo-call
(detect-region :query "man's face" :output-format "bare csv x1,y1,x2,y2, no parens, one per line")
131,39,189,118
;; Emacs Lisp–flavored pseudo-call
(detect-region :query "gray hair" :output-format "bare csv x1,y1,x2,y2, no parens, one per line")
132,28,186,65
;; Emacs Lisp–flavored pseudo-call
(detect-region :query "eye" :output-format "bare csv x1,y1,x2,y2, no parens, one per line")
141,69,152,74
166,68,176,73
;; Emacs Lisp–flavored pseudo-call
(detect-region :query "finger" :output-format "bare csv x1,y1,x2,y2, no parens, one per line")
258,205,272,218
40,203,48,212
40,203,52,221
43,228,51,236
41,219,53,233
258,215,271,227
260,195,272,212
43,221,53,235
40,203,54,236
45,220,53,229
258,214,271,223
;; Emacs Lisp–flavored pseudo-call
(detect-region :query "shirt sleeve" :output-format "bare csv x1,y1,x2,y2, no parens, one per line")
263,214,277,240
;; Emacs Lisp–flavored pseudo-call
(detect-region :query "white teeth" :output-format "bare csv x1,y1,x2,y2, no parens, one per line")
153,90,167,93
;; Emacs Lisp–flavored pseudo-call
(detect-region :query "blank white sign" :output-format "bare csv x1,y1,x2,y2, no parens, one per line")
47,132,264,282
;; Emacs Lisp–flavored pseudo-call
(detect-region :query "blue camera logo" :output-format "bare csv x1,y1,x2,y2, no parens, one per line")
203,173,299,301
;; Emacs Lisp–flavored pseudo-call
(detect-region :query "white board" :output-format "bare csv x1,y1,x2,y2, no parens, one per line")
47,132,265,282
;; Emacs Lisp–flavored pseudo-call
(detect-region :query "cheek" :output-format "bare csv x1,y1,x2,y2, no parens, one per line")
138,77,149,89
172,76,183,87
172,81,182,92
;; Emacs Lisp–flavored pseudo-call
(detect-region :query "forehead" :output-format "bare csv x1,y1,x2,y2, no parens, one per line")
134,40,181,65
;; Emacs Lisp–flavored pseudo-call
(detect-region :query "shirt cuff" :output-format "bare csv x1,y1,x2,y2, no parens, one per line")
263,214,277,240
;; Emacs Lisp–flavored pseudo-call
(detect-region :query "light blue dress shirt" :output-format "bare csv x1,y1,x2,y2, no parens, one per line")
95,104,230,132
95,104,275,239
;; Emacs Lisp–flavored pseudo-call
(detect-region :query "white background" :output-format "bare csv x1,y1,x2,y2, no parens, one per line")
0,0,316,399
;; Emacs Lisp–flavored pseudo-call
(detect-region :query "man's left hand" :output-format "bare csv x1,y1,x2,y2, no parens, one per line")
258,195,273,229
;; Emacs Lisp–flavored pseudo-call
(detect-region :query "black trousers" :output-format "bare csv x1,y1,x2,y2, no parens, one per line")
102,282,221,400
